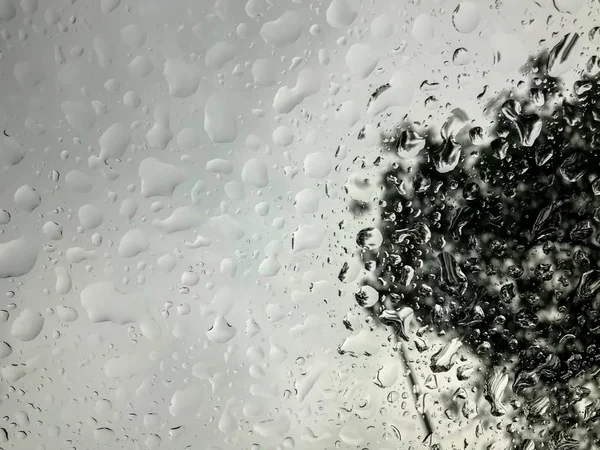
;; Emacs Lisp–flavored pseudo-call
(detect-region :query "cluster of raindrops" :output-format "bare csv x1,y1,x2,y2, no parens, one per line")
354,41,600,448
0,0,596,448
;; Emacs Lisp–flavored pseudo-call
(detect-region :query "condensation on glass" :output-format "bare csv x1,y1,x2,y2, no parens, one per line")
0,0,598,449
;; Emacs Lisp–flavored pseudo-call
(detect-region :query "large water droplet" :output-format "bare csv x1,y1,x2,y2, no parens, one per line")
452,2,481,34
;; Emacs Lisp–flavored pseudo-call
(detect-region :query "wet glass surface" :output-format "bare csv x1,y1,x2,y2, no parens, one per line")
0,0,599,449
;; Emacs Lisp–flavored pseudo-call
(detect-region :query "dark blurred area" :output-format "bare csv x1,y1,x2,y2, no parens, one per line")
355,48,600,448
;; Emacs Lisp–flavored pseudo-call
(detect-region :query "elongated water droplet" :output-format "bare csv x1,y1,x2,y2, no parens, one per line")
431,338,462,372
484,366,508,416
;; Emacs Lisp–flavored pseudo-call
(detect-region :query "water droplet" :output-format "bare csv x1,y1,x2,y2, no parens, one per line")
430,338,462,372
501,100,542,147
452,47,471,65
11,308,44,341
552,0,584,14
452,2,481,34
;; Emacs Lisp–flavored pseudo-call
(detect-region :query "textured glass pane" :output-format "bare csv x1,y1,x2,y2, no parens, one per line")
0,0,598,449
